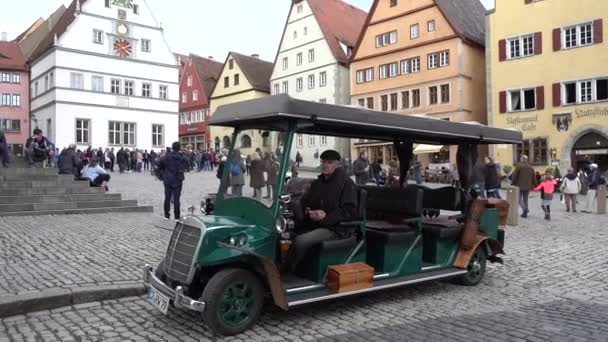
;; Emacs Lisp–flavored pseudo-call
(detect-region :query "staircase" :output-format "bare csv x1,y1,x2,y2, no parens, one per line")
0,168,153,216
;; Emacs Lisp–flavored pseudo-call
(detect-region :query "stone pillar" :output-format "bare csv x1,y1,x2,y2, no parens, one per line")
598,184,606,215
506,186,519,226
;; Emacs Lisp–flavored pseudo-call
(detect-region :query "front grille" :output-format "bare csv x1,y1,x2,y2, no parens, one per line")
165,223,201,284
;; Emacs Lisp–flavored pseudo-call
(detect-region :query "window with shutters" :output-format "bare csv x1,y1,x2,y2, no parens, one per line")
508,89,536,112
562,23,593,49
508,34,534,59
562,78,608,105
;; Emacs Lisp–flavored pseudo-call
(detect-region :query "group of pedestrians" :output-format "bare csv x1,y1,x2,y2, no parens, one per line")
511,155,604,220
472,156,503,199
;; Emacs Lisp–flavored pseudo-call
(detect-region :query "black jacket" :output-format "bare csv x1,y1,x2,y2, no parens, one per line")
159,151,189,186
485,163,500,190
301,167,358,229
58,149,81,175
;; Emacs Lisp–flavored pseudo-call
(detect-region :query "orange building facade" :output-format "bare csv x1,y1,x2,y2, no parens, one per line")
350,0,488,168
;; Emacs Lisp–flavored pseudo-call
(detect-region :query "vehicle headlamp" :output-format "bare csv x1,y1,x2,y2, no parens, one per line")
275,217,287,234
229,236,237,246
238,235,248,247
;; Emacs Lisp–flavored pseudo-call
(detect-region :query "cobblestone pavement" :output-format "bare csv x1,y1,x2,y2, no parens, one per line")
1,171,608,341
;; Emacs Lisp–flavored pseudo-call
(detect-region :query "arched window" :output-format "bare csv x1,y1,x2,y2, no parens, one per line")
222,136,231,149
240,135,252,148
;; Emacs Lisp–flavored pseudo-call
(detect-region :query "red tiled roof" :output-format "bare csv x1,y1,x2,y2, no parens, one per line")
190,54,223,101
307,0,368,65
0,42,27,71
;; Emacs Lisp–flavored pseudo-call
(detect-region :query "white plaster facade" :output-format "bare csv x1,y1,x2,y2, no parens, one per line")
270,0,352,168
29,0,178,151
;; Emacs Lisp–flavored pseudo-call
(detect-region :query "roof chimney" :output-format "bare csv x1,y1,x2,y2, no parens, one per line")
251,54,259,59
208,56,214,60
1,32,7,41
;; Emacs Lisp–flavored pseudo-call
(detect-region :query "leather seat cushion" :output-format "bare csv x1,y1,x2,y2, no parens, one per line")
367,228,418,244
422,225,462,240
320,235,357,253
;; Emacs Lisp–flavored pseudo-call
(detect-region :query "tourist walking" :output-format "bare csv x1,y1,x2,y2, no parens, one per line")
267,154,280,200
412,160,423,185
295,151,302,167
0,132,9,168
353,151,371,185
109,148,116,172
533,172,558,221
560,169,581,213
159,142,189,221
582,163,601,213
387,157,400,187
143,150,150,172
485,157,501,199
228,149,246,196
249,153,265,200
511,155,537,218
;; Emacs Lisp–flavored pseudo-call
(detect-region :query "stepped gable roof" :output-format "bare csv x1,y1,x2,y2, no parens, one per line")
190,54,224,100
17,5,67,61
230,52,274,93
434,0,486,47
0,42,27,71
26,0,88,63
306,0,368,64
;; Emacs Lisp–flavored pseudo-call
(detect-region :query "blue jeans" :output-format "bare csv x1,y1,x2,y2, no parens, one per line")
231,184,243,196
487,189,502,199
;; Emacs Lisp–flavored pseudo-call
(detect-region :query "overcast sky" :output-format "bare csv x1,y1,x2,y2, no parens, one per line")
1,0,494,62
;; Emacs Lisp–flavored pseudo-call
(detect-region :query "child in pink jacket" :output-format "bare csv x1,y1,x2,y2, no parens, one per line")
534,172,558,221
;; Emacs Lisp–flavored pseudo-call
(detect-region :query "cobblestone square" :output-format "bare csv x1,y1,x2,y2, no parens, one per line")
1,171,607,341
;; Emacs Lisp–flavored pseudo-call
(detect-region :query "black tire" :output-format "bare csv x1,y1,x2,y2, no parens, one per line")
201,268,264,336
456,247,487,286
154,259,167,282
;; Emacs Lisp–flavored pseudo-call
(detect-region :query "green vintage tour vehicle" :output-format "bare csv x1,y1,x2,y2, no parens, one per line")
143,95,522,336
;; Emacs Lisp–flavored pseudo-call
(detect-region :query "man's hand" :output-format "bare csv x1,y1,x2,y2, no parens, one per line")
308,210,326,222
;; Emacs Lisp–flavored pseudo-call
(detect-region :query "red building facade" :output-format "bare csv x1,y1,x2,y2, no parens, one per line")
0,41,29,155
178,54,222,150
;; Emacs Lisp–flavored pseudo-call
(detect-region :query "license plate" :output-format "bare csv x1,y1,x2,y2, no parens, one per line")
146,287,170,315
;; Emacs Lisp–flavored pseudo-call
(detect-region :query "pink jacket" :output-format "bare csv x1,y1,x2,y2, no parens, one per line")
534,179,557,194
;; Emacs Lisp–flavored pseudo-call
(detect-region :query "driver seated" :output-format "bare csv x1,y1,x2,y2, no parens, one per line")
287,150,358,273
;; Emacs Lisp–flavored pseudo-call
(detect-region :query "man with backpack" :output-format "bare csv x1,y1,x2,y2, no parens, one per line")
159,142,189,221
25,128,52,168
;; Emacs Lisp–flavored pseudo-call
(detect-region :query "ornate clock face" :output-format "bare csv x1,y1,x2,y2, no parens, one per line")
114,39,132,58
117,23,128,35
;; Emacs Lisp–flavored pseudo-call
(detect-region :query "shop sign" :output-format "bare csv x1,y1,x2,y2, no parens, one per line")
575,149,608,155
575,107,608,119
551,160,560,166
506,115,537,132
186,127,199,132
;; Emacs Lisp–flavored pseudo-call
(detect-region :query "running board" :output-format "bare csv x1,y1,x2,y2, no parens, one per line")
286,268,467,307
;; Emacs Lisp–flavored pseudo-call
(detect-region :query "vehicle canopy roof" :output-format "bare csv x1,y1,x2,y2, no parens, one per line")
209,95,522,145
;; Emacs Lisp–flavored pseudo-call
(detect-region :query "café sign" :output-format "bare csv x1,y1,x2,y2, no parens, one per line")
575,107,608,119
506,115,537,132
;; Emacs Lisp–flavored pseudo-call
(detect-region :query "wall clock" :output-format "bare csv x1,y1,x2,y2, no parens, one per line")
117,23,129,35
114,39,132,58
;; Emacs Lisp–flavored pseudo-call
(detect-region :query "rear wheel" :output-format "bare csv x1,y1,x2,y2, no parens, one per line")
456,247,486,286
201,268,264,336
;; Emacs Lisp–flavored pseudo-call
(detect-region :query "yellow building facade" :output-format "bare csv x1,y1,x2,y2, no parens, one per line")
209,52,274,156
487,0,608,173
350,0,488,168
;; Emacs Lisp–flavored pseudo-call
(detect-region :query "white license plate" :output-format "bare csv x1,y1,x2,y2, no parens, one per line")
146,287,170,315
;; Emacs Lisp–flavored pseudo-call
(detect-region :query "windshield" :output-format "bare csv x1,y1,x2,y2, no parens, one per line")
218,129,288,207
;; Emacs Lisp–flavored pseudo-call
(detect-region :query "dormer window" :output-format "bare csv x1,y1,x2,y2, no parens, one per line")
133,4,139,15
390,0,398,7
297,4,303,13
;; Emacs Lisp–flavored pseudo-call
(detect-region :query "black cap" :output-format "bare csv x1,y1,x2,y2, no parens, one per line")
320,150,341,161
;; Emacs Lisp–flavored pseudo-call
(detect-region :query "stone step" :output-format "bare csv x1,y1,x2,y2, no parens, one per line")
0,180,90,189
0,200,139,213
0,205,154,217
0,187,106,196
1,174,73,182
0,168,59,176
0,193,122,205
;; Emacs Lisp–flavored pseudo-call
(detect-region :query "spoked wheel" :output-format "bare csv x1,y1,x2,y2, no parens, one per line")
456,247,487,286
201,268,263,336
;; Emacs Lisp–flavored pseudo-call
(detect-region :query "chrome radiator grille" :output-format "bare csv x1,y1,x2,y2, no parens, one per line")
165,223,201,284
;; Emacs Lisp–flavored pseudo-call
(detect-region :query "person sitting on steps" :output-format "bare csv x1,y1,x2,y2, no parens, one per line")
81,158,111,191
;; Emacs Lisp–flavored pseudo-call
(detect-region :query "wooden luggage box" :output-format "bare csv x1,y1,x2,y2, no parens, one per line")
327,263,374,293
